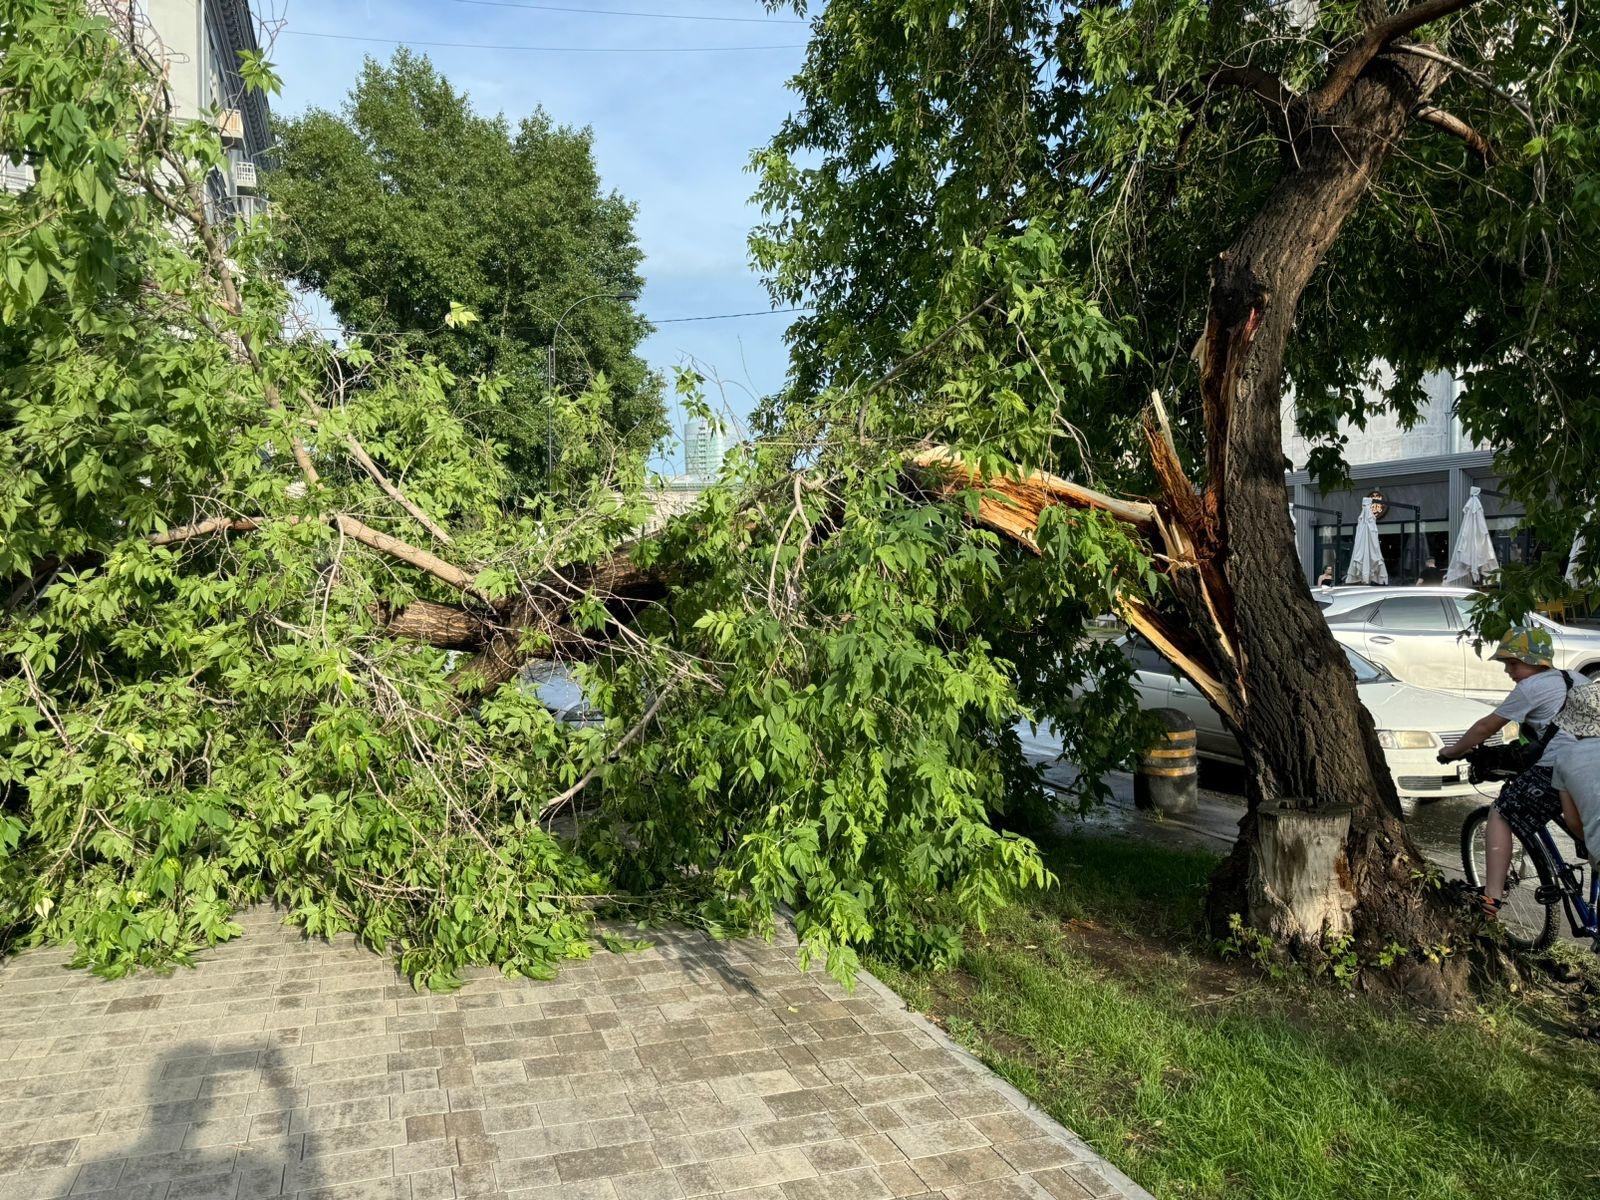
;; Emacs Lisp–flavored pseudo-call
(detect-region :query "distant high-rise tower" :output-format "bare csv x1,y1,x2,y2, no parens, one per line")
683,417,726,480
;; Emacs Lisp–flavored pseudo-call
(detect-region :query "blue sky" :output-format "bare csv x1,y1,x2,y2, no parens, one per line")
261,0,811,467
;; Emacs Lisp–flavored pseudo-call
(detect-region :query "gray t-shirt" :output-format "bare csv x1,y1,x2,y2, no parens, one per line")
1493,669,1580,767
1552,739,1600,867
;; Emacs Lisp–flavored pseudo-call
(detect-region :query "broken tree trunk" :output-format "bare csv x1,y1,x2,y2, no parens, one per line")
375,547,672,700
1191,51,1471,1001
910,42,1476,1000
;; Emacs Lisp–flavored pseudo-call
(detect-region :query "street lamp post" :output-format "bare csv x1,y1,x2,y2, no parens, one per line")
546,290,638,480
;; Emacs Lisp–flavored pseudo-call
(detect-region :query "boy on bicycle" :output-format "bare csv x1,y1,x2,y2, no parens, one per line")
1437,627,1582,918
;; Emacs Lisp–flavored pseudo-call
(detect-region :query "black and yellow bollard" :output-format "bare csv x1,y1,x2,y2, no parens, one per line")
1134,708,1198,816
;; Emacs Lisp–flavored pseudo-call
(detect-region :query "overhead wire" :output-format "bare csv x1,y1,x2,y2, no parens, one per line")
444,0,807,24
652,307,808,324
283,29,806,53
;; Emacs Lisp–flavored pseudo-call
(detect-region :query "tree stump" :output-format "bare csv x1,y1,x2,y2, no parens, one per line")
1246,803,1356,946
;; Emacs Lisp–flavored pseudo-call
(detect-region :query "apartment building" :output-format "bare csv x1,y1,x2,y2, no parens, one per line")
146,0,272,219
4,1,270,217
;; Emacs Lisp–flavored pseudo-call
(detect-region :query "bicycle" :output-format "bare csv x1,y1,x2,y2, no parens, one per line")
1460,803,1599,952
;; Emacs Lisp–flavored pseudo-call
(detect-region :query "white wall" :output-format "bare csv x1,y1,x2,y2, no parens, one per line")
1281,366,1485,469
143,0,204,121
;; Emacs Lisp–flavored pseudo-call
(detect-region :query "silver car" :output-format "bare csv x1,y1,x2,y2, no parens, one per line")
1117,635,1504,805
1314,585,1600,701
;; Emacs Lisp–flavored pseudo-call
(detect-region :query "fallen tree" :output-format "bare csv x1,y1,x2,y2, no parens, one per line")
3,2,1153,985
6,2,1596,1001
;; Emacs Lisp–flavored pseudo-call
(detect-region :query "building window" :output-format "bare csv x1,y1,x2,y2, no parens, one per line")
1,157,35,193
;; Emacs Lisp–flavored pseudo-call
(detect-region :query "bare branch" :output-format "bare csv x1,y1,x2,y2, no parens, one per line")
1174,66,1301,173
1311,0,1483,113
343,434,455,545
331,516,490,603
144,514,491,603
1412,105,1494,160
1393,41,1538,134
538,680,678,821
147,516,264,546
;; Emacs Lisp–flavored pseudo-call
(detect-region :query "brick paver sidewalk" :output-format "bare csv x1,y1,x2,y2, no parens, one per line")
0,908,1150,1200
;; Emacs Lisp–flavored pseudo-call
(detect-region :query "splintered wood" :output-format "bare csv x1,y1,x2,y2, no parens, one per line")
909,442,1239,723
908,447,1159,552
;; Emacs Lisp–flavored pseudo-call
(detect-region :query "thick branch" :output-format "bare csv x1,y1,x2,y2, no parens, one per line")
1412,104,1493,160
144,513,490,603
449,548,672,698
381,599,495,649
1393,41,1537,134
908,447,1160,545
1311,0,1481,113
331,516,487,602
147,516,262,546
1209,64,1297,115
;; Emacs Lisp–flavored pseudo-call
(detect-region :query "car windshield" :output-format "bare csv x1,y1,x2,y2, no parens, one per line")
1344,644,1392,683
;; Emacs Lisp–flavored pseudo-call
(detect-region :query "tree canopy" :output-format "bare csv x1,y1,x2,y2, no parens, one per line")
271,50,663,495
755,0,1599,579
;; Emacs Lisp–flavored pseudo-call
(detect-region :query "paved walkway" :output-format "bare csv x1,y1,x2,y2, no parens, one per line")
0,908,1150,1200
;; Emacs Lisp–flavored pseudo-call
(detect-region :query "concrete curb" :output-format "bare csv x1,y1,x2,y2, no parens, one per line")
851,960,1158,1199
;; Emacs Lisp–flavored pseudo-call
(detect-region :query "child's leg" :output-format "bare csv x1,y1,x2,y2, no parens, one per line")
1559,789,1589,858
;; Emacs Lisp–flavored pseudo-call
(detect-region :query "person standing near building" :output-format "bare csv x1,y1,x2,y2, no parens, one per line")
1436,628,1580,917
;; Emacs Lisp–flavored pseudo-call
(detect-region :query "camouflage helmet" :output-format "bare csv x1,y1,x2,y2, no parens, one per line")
1490,626,1555,668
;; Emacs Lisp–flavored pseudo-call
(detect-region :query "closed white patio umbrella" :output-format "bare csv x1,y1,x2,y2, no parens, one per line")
1570,531,1591,589
1345,496,1388,584
1444,487,1499,586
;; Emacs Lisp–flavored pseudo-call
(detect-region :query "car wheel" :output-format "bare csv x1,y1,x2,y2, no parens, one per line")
1584,664,1600,683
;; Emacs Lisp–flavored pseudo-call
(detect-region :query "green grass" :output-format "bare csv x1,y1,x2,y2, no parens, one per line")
872,831,1600,1200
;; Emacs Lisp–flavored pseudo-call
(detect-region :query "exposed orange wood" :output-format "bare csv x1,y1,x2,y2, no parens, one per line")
1118,594,1239,723
909,447,1161,539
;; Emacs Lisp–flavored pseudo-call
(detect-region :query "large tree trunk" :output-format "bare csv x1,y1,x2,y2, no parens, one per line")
1184,51,1469,1000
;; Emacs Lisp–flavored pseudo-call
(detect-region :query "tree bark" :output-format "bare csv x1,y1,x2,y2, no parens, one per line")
380,600,495,650
1181,50,1471,1000
445,548,671,698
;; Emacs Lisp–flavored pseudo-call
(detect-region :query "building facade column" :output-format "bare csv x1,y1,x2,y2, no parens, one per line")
1291,480,1317,582
1447,465,1470,572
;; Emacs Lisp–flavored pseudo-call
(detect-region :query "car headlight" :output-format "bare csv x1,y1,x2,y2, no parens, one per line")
1376,730,1438,750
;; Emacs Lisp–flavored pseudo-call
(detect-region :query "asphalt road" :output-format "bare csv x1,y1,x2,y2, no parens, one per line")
1016,721,1595,947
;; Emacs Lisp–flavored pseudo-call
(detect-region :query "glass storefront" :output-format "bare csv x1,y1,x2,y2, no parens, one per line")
1313,519,1451,584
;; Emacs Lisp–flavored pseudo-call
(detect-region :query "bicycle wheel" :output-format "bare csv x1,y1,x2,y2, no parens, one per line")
1460,805,1559,952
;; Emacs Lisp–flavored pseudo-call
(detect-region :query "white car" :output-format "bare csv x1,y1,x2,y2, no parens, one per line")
519,660,603,727
1314,585,1600,701
1117,635,1505,805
